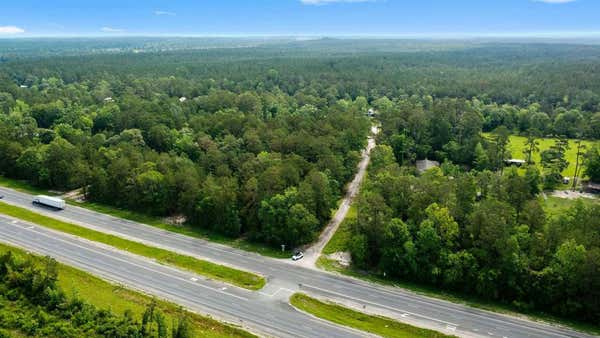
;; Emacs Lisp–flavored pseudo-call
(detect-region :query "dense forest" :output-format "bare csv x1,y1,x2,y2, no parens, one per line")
1,39,599,248
348,93,599,323
0,39,599,325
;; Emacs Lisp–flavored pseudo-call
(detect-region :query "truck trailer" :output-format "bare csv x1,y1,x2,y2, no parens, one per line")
33,195,66,210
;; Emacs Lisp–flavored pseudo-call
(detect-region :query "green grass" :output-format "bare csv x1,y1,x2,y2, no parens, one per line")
541,195,599,219
0,201,265,291
0,176,57,195
0,242,255,338
483,134,598,177
322,205,355,255
290,293,454,338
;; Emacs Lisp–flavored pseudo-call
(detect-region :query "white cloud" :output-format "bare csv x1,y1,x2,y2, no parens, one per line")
0,26,25,34
533,0,576,3
301,0,375,5
154,10,176,16
101,26,125,33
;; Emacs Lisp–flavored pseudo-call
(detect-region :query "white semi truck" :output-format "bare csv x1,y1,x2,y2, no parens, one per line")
33,195,66,210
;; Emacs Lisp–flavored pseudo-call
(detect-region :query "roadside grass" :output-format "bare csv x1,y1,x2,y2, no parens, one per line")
316,257,600,336
541,195,599,219
70,200,290,259
483,133,598,177
0,242,255,338
0,201,266,291
322,205,356,255
0,175,289,259
0,176,57,195
290,293,454,338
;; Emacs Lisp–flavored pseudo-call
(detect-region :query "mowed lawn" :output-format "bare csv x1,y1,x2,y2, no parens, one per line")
504,135,597,177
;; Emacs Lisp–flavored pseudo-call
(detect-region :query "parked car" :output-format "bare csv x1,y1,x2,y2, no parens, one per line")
292,251,304,261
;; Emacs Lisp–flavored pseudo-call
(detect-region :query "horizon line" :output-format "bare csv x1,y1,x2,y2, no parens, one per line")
3,31,600,40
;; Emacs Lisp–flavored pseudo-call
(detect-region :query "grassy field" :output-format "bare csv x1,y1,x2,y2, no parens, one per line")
0,201,265,290
0,242,255,338
290,293,454,338
485,134,598,177
541,195,599,219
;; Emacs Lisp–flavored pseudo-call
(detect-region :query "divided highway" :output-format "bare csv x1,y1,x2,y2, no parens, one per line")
0,186,592,338
0,213,363,338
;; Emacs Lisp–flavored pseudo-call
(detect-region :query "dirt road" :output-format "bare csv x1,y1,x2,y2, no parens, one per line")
295,124,378,268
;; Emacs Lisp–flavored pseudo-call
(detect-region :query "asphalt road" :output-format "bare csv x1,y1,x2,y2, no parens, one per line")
0,214,365,338
0,187,593,338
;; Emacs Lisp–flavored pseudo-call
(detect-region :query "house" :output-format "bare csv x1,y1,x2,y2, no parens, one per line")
505,159,527,167
19,85,28,88
103,97,114,103
416,159,440,174
179,97,187,102
366,108,376,117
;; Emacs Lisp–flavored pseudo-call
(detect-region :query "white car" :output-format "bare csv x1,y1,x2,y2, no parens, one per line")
292,251,304,261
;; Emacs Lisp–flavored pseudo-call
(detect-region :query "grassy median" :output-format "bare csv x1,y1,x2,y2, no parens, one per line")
0,201,265,291
290,293,455,338
0,242,255,338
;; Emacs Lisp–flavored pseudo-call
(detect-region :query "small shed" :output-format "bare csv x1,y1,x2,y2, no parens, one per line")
103,97,114,103
416,159,440,174
179,97,187,102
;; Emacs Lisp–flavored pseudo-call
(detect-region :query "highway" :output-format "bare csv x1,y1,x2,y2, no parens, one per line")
0,186,593,338
0,213,365,338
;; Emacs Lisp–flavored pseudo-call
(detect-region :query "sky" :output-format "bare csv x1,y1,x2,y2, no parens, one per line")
1,0,599,37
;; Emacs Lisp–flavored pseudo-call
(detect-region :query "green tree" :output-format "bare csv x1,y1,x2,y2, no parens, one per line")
523,130,540,164
585,145,600,182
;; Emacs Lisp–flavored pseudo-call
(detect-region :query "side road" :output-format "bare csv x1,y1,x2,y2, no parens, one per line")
296,124,378,268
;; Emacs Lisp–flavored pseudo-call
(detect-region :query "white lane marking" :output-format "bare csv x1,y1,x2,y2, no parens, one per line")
259,287,294,297
447,325,456,331
2,221,250,302
302,283,459,327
